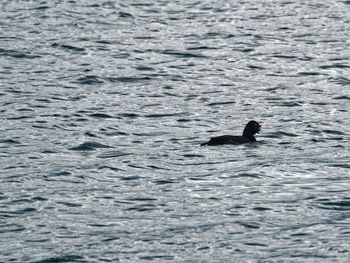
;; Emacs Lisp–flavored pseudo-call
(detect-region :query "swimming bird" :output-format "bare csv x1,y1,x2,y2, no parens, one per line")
201,120,261,146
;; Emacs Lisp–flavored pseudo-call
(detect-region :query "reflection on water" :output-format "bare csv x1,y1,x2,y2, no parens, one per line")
1,0,350,262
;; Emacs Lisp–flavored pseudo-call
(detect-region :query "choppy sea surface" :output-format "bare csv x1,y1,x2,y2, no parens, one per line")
1,0,350,262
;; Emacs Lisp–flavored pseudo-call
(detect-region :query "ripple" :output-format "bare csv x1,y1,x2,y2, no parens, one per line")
161,49,207,58
97,150,132,159
265,131,299,138
126,197,157,202
88,113,114,118
132,131,169,136
107,76,152,83
69,141,112,151
0,139,21,144
329,77,350,86
319,63,350,69
235,173,261,178
0,223,25,233
280,101,303,107
11,208,37,215
328,163,350,168
139,255,174,261
120,175,141,181
153,179,176,185
186,45,219,51
98,165,125,172
317,200,350,211
118,113,140,118
0,48,39,59
126,204,157,212
182,154,204,158
51,43,85,52
135,66,155,71
333,95,350,100
145,112,185,118
32,255,84,263
244,242,267,247
235,221,260,229
76,75,104,85
297,71,324,76
119,11,133,18
253,207,272,211
322,129,345,135
206,101,235,106
57,201,82,208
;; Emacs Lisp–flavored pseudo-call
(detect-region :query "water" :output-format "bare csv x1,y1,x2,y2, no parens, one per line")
1,0,350,262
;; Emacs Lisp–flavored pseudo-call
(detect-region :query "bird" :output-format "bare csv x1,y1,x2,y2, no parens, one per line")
201,120,261,146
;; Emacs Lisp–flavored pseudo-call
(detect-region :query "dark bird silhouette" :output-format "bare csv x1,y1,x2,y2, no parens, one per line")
201,120,261,146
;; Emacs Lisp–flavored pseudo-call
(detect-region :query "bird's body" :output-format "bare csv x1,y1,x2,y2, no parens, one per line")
201,121,261,146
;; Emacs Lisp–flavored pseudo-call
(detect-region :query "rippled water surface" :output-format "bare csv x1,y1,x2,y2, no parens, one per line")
1,0,350,262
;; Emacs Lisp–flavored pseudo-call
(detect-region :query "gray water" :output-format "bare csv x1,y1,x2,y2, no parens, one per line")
1,0,350,262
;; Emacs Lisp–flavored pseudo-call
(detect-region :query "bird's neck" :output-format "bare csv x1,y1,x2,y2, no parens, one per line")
243,131,256,141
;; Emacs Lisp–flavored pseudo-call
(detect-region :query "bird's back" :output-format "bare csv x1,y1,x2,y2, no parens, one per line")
201,135,252,146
